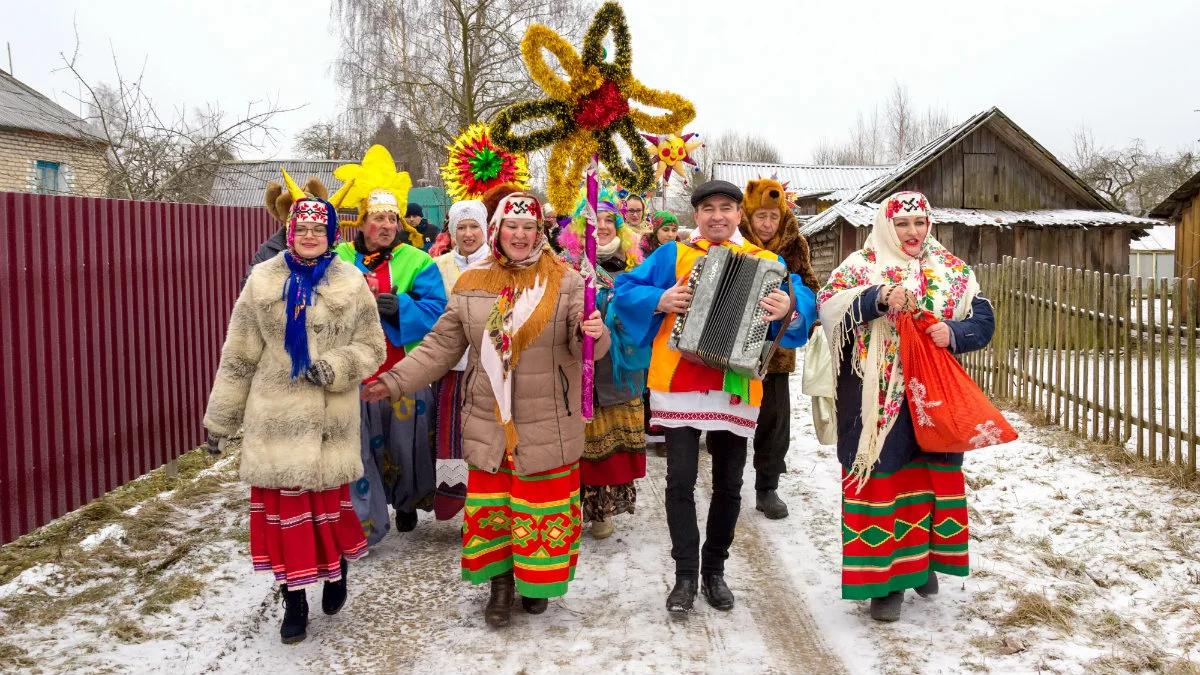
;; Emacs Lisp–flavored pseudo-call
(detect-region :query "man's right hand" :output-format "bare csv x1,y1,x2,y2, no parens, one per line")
656,277,693,315
376,292,400,316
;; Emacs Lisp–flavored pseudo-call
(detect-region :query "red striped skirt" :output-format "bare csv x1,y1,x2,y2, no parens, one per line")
249,484,369,589
841,462,969,600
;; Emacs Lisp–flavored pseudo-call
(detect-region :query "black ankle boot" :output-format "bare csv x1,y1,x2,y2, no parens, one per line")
280,585,309,644
915,572,939,598
701,574,735,610
520,596,548,614
396,509,418,532
870,591,904,622
666,576,697,614
484,572,514,627
755,489,789,519
322,557,349,615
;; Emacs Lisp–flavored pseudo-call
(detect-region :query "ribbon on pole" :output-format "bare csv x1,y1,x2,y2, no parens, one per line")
580,155,600,419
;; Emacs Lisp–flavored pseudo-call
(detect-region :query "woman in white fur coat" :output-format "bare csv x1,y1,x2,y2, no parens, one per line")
204,174,386,645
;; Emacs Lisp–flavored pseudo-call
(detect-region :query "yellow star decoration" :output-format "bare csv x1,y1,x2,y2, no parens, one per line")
329,145,413,226
490,1,695,214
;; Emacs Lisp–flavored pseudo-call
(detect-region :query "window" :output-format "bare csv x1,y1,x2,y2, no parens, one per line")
34,160,66,194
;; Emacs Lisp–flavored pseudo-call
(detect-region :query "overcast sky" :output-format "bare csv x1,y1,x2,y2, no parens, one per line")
8,0,1200,164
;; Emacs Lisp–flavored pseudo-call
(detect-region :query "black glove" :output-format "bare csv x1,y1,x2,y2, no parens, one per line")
376,293,399,317
303,360,335,387
206,435,223,456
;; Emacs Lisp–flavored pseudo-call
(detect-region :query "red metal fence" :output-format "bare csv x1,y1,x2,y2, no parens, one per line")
0,192,277,544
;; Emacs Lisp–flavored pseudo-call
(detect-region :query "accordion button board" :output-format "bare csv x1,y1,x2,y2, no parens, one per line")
667,245,788,379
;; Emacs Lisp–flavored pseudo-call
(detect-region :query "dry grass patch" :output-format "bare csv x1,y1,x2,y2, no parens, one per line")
141,573,205,615
1000,590,1077,634
0,641,35,670
109,616,151,643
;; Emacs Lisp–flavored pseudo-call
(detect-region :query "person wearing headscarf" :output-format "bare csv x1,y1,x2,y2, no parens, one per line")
817,191,994,622
332,149,448,545
557,189,648,540
638,210,679,259
428,199,490,520
362,190,609,628
204,172,387,645
737,179,820,520
613,180,816,615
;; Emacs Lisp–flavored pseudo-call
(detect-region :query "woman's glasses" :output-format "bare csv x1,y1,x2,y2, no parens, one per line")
294,226,328,238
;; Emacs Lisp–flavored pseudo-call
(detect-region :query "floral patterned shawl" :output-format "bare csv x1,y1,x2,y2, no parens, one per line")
816,192,980,489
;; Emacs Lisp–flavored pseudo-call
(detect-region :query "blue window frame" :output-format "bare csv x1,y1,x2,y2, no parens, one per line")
35,160,62,194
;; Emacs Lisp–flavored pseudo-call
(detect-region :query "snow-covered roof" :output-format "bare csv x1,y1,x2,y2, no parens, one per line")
1130,225,1176,252
711,162,891,195
1149,170,1200,220
800,201,1165,237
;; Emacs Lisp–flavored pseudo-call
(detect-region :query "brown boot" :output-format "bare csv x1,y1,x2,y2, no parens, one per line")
484,571,514,628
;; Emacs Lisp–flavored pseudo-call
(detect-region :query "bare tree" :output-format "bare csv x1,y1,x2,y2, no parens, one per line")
295,119,366,160
1069,124,1199,216
59,40,291,203
331,0,595,175
811,84,953,165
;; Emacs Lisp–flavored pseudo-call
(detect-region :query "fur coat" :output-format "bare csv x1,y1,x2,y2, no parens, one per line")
204,253,387,490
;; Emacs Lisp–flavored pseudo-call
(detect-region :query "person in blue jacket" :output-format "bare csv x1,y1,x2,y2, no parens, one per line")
816,191,994,623
613,180,817,614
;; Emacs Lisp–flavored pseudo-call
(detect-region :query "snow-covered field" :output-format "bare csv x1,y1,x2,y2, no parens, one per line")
1,360,1198,674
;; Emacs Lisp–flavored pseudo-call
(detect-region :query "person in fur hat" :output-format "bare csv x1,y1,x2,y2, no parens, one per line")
205,171,387,644
737,178,820,520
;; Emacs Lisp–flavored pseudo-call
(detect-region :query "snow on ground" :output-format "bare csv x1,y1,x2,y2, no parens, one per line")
1,356,1198,674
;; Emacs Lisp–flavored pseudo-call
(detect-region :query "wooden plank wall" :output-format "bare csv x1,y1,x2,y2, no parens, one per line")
1177,195,1200,322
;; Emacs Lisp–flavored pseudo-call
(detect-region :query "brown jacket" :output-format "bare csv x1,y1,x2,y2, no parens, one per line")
378,262,610,475
740,211,819,374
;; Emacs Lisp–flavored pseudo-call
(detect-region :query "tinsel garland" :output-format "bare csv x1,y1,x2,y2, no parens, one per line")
441,124,530,201
488,0,695,214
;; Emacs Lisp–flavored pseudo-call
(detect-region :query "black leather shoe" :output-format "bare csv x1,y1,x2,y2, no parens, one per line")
280,585,309,644
870,591,904,622
701,574,735,611
484,572,514,627
321,557,349,615
395,509,418,532
915,572,939,598
520,596,548,614
755,489,789,519
666,577,697,614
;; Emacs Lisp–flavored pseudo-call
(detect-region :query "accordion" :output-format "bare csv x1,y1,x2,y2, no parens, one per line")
668,245,790,379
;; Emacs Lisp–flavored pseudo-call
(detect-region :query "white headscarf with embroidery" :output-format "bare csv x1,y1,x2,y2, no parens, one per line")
816,191,980,490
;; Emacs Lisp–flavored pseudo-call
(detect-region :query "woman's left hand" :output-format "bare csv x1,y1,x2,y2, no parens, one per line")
580,310,605,339
760,289,793,322
926,322,951,348
361,380,392,403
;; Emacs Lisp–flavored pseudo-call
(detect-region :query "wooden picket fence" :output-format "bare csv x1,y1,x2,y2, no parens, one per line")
960,256,1199,474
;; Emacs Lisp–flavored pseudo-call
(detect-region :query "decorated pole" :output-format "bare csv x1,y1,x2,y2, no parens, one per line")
580,156,601,419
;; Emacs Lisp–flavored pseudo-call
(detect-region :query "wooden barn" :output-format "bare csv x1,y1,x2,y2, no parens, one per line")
798,107,1164,282
1149,170,1200,284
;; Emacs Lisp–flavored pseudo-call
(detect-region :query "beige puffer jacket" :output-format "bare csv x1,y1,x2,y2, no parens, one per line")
204,253,387,490
378,262,610,475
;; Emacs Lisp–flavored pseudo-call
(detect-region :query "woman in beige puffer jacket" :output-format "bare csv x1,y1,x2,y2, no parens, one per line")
364,190,608,628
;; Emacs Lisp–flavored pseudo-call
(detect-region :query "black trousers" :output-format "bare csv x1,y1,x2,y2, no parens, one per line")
752,372,791,491
664,427,747,578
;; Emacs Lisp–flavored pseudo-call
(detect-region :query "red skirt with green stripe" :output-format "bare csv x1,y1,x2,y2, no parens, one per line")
841,462,969,600
460,458,581,599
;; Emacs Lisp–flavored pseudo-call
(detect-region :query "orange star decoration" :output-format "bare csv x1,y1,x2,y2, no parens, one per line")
643,132,703,187
490,1,695,214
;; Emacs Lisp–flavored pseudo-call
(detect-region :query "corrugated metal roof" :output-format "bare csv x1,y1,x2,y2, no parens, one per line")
210,159,344,207
1130,224,1175,252
711,162,892,194
0,70,107,144
800,201,1164,238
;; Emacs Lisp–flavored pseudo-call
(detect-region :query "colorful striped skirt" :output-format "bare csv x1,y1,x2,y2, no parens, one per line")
433,370,467,521
249,484,369,589
461,458,581,599
841,461,969,600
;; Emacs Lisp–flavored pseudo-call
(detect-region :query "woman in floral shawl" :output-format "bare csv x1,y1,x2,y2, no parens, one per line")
816,191,994,622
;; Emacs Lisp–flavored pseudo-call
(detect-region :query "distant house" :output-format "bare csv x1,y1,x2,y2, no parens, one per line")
0,69,109,196
1149,170,1199,285
711,162,892,215
1129,225,1175,283
798,107,1164,282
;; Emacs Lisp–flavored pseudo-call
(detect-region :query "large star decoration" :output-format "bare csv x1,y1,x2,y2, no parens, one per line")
490,1,695,214
441,124,530,201
329,145,413,221
643,132,703,186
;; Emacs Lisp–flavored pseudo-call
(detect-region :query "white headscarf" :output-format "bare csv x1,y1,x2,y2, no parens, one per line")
816,191,980,489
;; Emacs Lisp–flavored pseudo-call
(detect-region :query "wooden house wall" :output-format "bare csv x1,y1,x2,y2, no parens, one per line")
1177,194,1199,283
897,126,1093,211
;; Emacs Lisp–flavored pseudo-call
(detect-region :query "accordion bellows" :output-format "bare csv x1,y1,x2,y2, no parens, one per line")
668,245,788,379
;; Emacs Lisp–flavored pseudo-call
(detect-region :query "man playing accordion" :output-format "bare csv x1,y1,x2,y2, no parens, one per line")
614,180,817,614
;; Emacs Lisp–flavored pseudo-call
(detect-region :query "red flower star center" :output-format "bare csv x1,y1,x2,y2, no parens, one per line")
573,80,630,131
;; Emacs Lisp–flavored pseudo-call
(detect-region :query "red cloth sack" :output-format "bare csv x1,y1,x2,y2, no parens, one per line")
897,311,1017,452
